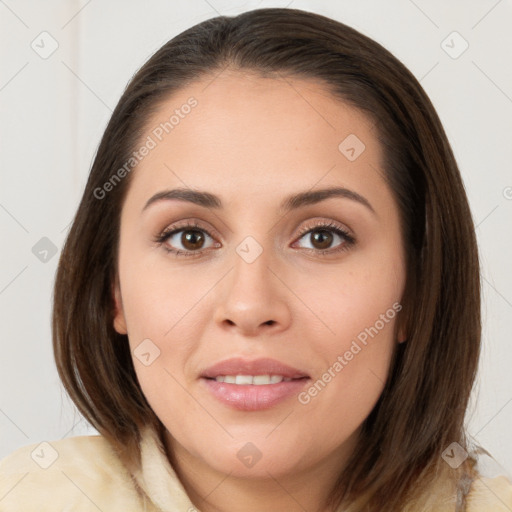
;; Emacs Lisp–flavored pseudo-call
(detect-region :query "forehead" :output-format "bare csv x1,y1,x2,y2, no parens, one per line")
124,70,386,210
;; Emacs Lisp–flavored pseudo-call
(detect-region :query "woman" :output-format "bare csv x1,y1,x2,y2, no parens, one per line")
1,7,511,512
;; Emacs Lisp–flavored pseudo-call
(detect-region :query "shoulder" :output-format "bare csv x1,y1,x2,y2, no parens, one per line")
0,434,147,511
466,475,512,511
402,447,512,512
466,445,512,511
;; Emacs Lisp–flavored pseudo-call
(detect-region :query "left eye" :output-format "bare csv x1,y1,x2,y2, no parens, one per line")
294,226,353,252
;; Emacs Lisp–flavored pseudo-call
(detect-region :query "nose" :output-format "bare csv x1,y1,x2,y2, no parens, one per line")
213,244,292,337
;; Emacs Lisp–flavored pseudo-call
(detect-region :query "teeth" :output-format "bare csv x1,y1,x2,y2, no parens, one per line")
236,375,253,385
213,375,293,385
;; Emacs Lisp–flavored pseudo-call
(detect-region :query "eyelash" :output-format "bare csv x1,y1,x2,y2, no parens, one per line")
154,220,356,258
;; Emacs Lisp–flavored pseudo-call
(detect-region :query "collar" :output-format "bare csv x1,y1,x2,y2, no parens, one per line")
131,425,198,512
129,426,512,511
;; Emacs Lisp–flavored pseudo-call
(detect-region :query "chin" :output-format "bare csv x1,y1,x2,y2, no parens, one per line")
197,435,314,479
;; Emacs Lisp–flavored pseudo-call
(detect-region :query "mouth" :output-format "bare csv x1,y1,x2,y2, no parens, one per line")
201,357,310,380
200,357,311,411
208,374,300,384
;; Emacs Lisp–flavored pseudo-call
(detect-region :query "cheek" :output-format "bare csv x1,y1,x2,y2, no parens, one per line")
117,256,213,400
294,255,402,412
297,289,398,440
121,283,200,374
118,250,203,343
297,341,394,449
296,258,403,352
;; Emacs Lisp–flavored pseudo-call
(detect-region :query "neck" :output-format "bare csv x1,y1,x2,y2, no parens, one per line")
163,432,357,512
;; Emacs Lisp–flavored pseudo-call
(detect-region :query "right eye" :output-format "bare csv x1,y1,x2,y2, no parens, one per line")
155,221,219,257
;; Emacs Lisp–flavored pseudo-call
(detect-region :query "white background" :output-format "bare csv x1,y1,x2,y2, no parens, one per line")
1,0,511,476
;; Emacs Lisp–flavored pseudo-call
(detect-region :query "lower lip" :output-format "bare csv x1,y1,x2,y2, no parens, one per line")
201,378,310,411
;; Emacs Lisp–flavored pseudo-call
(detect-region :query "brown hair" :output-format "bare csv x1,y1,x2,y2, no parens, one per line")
52,7,481,511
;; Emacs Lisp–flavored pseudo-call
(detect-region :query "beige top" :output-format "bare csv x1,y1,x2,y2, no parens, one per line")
1,426,511,511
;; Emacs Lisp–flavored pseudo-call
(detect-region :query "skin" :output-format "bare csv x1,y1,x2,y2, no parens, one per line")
113,70,407,512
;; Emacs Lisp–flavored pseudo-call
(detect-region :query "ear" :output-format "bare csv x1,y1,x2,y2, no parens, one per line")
396,307,407,344
397,323,407,344
112,276,128,335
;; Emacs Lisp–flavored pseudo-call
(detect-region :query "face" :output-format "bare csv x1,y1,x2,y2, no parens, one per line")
113,70,406,481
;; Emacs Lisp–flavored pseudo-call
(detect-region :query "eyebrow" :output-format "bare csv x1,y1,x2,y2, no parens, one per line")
142,186,376,215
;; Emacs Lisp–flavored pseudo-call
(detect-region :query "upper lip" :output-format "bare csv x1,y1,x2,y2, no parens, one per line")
201,357,310,379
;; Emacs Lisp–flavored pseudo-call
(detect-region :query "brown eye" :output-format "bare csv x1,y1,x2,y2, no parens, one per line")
295,223,354,254
309,229,334,250
156,224,217,257
155,220,355,258
180,230,206,251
